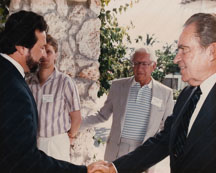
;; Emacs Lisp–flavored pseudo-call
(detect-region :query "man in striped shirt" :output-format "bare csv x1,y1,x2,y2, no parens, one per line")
27,34,82,162
81,47,174,173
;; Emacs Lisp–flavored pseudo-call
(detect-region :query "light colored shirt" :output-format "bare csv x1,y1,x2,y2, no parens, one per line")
188,73,216,135
27,69,81,137
121,80,152,141
0,53,25,78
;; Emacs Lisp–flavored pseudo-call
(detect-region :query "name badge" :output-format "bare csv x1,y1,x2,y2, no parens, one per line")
42,94,53,103
151,97,162,108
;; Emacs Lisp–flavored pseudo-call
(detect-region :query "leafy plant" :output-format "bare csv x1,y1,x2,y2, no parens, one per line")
99,1,180,97
173,89,181,100
2,0,180,97
98,0,135,97
152,42,180,82
93,136,105,146
0,0,10,32
135,33,158,46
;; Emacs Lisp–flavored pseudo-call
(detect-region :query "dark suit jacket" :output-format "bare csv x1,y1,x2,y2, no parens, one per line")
113,84,216,173
0,55,87,173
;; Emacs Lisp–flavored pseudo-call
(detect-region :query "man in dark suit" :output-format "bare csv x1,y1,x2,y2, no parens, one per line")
0,10,107,173
90,13,216,173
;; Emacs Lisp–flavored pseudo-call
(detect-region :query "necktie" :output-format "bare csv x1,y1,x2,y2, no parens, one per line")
173,86,202,159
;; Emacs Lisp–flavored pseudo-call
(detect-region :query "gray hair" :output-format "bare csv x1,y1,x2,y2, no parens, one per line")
130,47,157,63
184,13,216,48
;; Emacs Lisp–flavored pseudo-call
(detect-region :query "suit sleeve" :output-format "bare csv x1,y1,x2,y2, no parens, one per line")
0,77,87,173
80,81,115,130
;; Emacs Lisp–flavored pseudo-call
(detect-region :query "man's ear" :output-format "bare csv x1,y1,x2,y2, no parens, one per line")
152,62,157,70
15,45,26,56
208,43,216,62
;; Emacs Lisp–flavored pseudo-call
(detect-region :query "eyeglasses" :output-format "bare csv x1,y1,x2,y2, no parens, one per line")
133,61,152,67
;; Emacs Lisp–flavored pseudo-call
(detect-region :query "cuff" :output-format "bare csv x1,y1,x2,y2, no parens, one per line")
111,162,118,173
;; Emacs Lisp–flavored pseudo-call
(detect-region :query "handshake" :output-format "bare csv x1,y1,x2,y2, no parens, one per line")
87,160,116,173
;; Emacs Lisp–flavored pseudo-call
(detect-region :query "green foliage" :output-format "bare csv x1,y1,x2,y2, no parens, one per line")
173,89,181,100
0,0,10,32
93,136,105,146
152,42,180,82
1,0,179,97
99,0,180,97
98,0,134,97
135,33,158,46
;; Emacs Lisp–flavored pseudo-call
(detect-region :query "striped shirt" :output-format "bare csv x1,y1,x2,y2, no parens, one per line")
27,68,81,137
121,80,152,141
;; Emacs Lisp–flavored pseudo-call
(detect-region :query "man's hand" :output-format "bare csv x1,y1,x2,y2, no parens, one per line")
67,132,76,145
87,161,116,173
68,110,82,144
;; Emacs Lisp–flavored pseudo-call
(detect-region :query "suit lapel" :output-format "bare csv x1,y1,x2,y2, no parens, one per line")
119,77,133,108
184,83,216,152
17,71,39,129
146,80,162,136
1,56,39,128
170,86,196,147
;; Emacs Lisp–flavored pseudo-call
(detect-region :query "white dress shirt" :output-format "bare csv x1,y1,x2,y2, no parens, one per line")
0,53,25,78
188,73,216,135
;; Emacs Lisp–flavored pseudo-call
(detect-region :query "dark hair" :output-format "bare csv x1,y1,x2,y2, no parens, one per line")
0,10,48,54
184,13,216,47
46,34,58,53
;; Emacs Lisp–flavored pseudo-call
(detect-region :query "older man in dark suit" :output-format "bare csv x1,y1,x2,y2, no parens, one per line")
0,10,106,173
89,12,216,173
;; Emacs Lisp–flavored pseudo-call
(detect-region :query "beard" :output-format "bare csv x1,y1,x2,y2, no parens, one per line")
26,52,40,73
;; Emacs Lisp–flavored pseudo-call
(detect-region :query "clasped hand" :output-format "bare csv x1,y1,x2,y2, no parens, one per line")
87,160,116,173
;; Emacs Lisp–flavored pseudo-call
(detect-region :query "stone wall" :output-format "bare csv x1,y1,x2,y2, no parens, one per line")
9,0,102,165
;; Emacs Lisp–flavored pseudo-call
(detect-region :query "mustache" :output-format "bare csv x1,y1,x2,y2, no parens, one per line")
39,57,48,63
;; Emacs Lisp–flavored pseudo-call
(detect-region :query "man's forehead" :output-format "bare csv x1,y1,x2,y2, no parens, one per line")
35,30,46,39
134,52,150,59
180,23,197,39
178,31,200,48
35,30,46,45
45,44,54,50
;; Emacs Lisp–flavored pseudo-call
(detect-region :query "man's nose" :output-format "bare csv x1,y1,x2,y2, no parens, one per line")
42,49,47,58
173,53,181,64
39,51,47,63
136,64,142,70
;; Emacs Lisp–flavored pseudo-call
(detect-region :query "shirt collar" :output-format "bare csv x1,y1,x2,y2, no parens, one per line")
131,77,152,88
200,73,216,96
33,67,59,84
47,67,59,81
0,53,25,78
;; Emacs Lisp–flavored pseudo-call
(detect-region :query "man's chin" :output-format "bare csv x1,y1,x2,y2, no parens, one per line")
182,77,198,86
181,76,187,83
135,76,145,81
26,54,40,74
39,64,49,69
